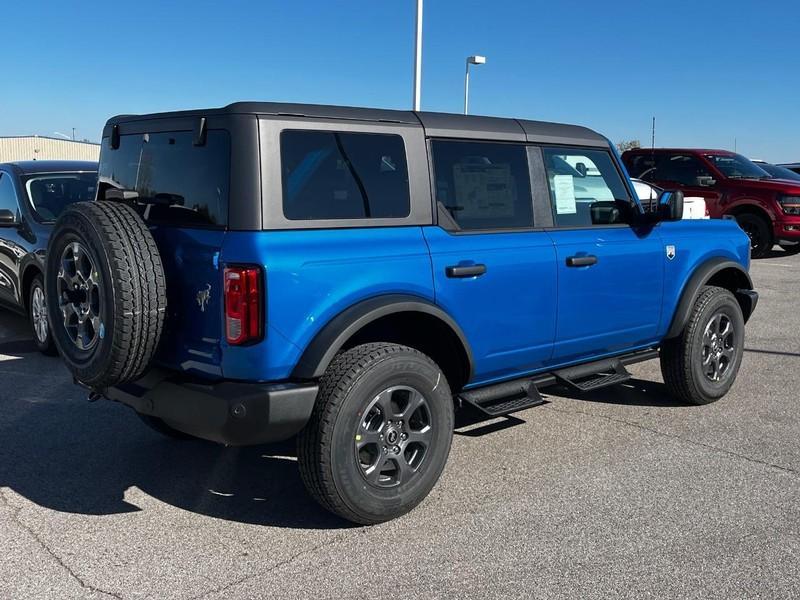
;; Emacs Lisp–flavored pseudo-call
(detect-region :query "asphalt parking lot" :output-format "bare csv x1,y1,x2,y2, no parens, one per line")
1,250,798,600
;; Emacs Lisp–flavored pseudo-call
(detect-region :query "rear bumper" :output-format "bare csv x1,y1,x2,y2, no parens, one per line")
106,370,318,446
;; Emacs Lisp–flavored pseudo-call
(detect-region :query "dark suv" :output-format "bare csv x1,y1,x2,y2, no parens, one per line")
45,104,756,524
0,161,98,352
623,148,800,257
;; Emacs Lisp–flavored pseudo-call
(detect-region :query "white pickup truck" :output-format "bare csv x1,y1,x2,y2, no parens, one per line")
631,178,709,219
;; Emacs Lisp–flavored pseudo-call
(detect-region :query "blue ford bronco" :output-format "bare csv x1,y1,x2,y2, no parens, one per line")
45,103,757,524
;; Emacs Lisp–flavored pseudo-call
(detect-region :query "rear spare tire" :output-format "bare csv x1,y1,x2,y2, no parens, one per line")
45,201,167,389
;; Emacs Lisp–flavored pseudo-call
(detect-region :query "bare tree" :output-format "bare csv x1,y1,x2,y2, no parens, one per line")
616,139,641,153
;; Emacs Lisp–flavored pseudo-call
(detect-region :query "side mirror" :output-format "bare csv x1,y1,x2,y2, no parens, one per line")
658,190,684,221
575,162,588,177
695,175,716,187
0,209,18,226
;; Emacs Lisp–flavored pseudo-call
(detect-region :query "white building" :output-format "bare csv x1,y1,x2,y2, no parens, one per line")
0,136,100,162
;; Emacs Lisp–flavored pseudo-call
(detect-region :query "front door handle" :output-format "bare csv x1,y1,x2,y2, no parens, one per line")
446,264,487,278
566,255,598,267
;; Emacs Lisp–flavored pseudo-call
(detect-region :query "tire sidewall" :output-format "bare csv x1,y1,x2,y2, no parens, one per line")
687,291,745,401
329,352,454,522
45,213,116,382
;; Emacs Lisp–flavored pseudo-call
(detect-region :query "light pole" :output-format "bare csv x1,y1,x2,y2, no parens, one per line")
464,55,486,115
412,0,423,111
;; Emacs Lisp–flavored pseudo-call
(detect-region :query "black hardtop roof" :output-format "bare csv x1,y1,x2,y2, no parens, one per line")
2,160,98,174
106,102,609,146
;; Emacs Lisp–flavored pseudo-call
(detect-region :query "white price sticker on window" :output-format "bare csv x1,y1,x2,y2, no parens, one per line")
553,175,577,215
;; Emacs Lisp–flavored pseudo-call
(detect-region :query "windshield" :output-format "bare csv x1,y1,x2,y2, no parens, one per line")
23,172,97,221
756,163,800,182
704,153,770,179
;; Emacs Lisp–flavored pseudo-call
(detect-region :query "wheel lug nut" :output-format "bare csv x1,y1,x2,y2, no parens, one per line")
393,445,400,454
401,433,408,440
382,446,388,454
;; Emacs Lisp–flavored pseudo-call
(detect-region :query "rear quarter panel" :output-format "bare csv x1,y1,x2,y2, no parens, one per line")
655,218,750,337
219,227,434,381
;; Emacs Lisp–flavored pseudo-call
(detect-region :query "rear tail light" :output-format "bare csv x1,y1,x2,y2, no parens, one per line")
224,266,262,345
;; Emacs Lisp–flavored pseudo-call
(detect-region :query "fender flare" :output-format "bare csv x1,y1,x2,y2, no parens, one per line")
19,256,45,310
291,294,474,381
665,258,754,339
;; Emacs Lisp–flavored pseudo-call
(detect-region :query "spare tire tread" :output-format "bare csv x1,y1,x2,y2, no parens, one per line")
99,202,166,382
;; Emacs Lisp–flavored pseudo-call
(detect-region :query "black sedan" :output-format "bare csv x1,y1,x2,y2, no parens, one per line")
0,160,98,353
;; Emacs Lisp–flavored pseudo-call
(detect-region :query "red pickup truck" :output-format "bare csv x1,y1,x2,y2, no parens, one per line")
623,149,800,258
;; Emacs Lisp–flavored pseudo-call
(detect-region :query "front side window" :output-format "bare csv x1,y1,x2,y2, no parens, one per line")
24,173,97,221
99,130,230,228
542,148,630,227
281,130,410,221
0,173,20,217
431,140,533,230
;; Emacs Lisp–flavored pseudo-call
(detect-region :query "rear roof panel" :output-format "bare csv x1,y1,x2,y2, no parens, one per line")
105,102,608,147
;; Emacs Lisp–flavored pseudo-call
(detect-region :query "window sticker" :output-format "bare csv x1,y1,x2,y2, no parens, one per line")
553,174,577,214
452,163,515,219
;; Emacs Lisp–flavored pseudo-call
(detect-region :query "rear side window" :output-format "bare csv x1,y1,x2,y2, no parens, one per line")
431,140,533,230
624,153,660,180
0,172,20,217
99,130,230,228
658,154,714,186
281,130,410,221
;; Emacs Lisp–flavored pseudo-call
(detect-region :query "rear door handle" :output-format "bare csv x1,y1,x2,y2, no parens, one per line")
446,264,487,278
566,255,598,267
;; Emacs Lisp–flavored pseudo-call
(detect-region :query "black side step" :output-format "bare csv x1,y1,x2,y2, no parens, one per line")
460,379,545,417
554,358,631,392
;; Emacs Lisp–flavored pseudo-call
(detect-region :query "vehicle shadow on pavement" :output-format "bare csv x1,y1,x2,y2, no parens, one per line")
0,320,352,530
542,379,691,407
757,247,800,260
745,347,800,358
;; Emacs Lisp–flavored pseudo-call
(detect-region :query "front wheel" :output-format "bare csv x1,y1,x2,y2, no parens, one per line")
298,343,454,524
660,286,745,405
735,213,772,259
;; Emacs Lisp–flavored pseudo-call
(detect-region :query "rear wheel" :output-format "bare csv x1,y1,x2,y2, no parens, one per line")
735,213,772,258
29,274,57,355
660,286,745,405
298,343,454,524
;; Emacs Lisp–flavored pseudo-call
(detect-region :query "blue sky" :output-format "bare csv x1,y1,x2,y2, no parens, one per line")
1,0,797,162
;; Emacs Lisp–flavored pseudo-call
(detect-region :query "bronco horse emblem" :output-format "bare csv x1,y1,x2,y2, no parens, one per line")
196,283,212,312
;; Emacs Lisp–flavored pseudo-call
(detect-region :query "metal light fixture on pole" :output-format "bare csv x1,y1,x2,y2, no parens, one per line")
412,0,423,111
464,55,486,115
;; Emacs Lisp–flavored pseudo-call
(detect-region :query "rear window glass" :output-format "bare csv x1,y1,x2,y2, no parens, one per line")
99,130,230,228
24,173,97,221
280,130,410,221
